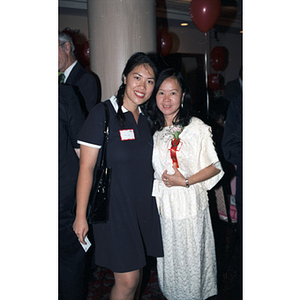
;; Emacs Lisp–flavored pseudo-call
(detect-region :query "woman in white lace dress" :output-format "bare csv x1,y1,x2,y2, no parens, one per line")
146,68,224,300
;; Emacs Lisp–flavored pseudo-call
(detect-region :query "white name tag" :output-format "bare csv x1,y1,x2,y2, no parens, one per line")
119,129,135,141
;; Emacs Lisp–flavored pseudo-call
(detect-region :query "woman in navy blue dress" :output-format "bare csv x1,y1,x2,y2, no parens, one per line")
73,53,163,300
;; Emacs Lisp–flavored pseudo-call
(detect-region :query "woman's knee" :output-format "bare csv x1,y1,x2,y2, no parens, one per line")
114,270,140,292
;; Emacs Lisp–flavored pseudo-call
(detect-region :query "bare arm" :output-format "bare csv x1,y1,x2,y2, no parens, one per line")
162,163,221,188
73,145,99,244
74,148,80,158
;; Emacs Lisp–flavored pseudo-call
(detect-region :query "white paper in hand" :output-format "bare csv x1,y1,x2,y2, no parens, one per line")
80,236,92,252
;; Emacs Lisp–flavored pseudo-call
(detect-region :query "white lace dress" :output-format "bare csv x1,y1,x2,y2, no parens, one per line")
152,117,224,300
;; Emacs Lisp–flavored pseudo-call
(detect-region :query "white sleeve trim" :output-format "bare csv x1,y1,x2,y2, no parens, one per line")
77,140,102,149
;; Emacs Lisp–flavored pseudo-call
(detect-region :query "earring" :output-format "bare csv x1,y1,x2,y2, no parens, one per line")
181,93,185,108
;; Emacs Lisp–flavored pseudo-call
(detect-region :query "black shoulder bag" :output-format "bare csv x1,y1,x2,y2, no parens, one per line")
86,102,112,224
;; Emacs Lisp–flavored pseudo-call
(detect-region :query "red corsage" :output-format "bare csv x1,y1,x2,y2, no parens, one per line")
169,126,183,168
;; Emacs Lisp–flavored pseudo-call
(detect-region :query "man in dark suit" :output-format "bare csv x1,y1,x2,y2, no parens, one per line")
224,67,242,102
59,84,91,300
222,93,242,300
58,31,100,113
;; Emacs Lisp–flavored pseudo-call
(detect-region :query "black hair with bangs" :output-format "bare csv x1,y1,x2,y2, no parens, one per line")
115,52,158,126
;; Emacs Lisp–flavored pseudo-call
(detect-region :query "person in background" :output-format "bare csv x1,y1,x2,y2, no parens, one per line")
206,96,235,293
224,67,242,102
73,52,163,300
222,92,242,300
58,84,88,300
58,31,100,113
146,68,224,300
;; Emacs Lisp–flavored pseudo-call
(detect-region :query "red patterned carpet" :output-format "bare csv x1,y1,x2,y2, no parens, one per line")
86,226,240,300
87,258,167,300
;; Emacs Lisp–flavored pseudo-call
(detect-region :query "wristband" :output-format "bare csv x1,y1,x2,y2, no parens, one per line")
185,178,190,188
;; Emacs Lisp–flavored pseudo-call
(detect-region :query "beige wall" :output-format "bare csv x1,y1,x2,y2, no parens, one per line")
168,25,242,84
87,0,157,101
169,25,208,55
58,13,242,85
59,13,89,41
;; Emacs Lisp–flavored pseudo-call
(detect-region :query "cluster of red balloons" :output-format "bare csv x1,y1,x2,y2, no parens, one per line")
157,31,173,56
61,29,90,67
80,40,90,66
189,0,225,91
208,73,224,90
211,46,228,72
190,0,222,33
209,46,229,90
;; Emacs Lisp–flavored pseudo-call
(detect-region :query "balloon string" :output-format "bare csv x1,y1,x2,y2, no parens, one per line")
204,32,209,116
197,39,208,45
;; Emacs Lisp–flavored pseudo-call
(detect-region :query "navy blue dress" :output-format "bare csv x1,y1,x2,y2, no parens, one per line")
78,97,163,273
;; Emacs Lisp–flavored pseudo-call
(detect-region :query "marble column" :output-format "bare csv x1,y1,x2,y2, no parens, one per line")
87,0,157,101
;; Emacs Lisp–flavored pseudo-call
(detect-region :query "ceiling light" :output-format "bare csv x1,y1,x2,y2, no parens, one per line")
181,23,188,27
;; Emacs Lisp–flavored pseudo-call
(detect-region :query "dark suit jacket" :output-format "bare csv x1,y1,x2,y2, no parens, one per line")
65,62,99,112
222,93,242,230
222,93,242,167
59,84,86,230
224,78,242,102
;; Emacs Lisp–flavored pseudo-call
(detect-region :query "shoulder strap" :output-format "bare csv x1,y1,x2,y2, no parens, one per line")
99,102,110,167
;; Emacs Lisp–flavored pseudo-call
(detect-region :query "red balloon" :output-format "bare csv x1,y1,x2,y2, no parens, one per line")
81,40,90,65
190,0,222,33
208,73,220,90
210,46,225,71
159,31,173,56
62,29,76,41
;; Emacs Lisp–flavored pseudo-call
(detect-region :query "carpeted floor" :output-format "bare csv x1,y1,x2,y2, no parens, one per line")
87,258,167,300
86,225,241,300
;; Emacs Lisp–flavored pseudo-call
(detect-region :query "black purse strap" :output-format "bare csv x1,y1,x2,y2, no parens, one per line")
99,102,110,167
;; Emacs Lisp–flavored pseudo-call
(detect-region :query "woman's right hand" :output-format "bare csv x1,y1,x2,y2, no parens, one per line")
73,216,89,244
74,145,99,244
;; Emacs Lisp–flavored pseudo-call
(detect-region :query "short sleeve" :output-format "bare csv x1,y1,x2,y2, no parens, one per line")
77,101,106,148
199,125,224,190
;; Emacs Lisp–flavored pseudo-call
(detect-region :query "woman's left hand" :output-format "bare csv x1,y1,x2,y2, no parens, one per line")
162,164,185,188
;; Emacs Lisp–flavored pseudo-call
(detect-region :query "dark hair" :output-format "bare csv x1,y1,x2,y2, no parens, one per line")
145,68,192,133
116,52,158,126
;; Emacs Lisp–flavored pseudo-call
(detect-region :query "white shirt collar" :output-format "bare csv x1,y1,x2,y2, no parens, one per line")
109,95,143,114
63,60,78,82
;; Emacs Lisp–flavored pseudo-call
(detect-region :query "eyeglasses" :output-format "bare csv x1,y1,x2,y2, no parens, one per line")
58,42,65,47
